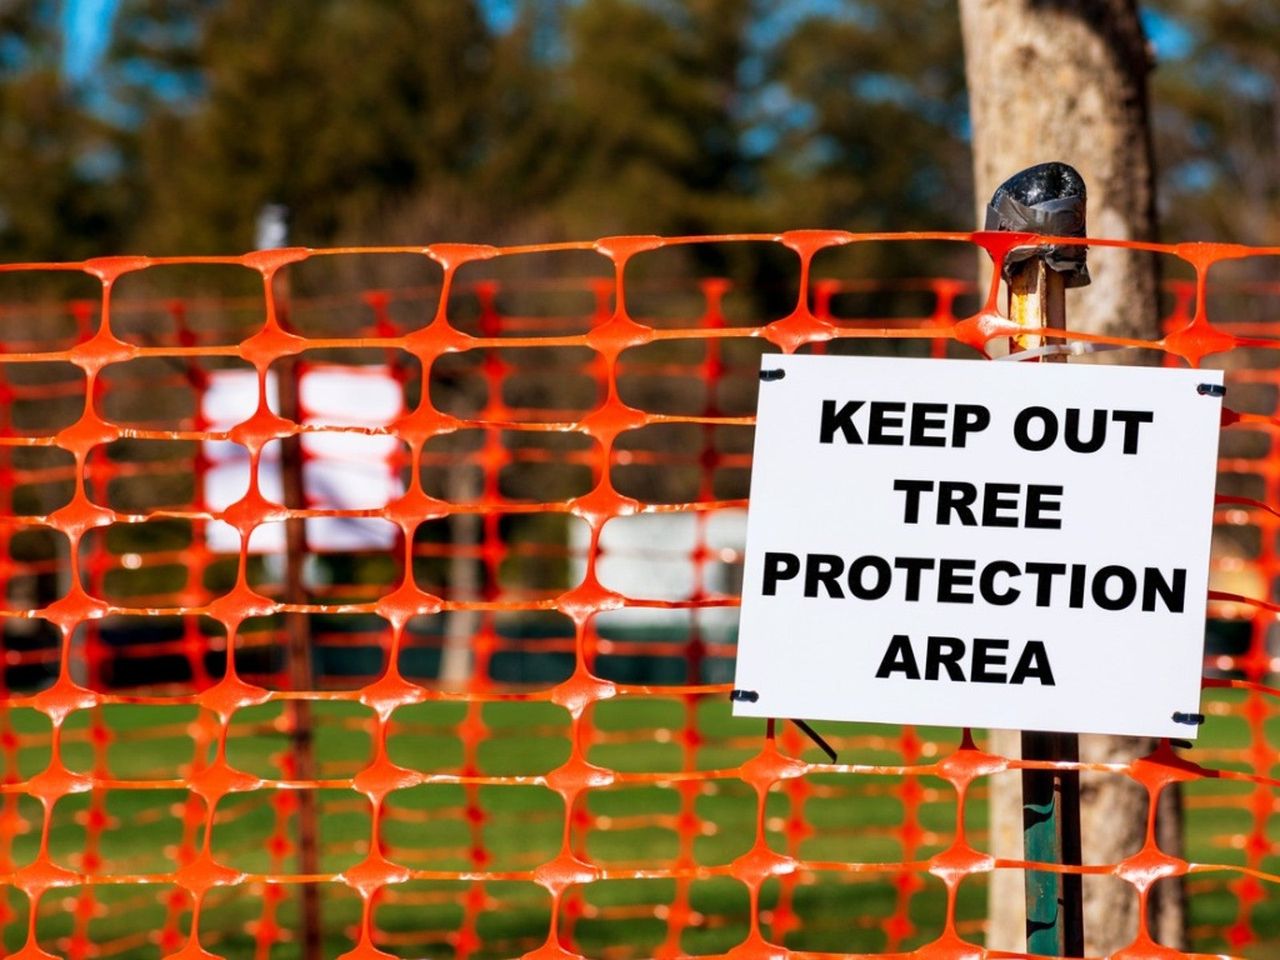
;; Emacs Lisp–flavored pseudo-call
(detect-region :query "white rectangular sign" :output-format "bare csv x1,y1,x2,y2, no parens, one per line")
201,367,404,553
732,354,1223,739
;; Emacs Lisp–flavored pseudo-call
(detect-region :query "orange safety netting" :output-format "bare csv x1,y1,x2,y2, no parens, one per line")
0,231,1277,960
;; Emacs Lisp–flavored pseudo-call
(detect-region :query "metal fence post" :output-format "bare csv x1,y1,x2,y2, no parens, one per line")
986,162,1089,956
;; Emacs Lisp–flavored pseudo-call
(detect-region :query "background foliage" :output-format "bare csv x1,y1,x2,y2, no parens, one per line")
0,2,1271,270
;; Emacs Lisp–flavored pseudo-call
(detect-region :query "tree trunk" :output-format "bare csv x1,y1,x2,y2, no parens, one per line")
441,464,481,688
957,0,1186,953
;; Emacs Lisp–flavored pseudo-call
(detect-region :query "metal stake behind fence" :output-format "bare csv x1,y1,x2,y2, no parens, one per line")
987,163,1088,956
258,204,323,960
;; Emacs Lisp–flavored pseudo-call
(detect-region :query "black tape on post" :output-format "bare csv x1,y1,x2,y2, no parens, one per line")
985,161,1091,289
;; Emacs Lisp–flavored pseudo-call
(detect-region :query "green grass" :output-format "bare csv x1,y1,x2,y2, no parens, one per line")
0,689,1276,958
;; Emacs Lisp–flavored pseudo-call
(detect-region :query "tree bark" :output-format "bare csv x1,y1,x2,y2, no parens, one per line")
441,464,481,688
957,0,1186,953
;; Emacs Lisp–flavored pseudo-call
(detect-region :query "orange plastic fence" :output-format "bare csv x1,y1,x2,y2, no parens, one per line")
0,231,1277,960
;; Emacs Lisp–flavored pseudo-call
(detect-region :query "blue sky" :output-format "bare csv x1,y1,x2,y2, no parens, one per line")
62,0,119,82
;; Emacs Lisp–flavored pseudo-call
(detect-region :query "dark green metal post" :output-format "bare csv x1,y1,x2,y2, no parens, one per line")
1021,731,1084,955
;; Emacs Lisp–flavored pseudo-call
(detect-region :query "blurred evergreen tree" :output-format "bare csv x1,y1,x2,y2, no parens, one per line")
1147,0,1280,245
108,0,548,252
552,0,759,238
0,0,123,262
761,1,972,248
99,0,979,258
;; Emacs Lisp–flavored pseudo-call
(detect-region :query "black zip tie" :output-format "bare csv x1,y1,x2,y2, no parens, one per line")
729,691,837,761
1197,383,1225,397
759,368,785,382
791,718,838,763
1170,739,1193,750
1171,711,1205,726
